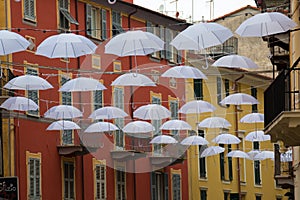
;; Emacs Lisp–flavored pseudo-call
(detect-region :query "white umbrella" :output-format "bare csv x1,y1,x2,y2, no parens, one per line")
254,151,274,161
219,93,259,105
59,77,107,92
46,120,81,131
180,135,209,146
198,117,231,128
111,73,156,87
44,105,83,119
133,104,171,120
236,12,297,37
150,135,177,144
170,22,233,50
4,75,53,90
227,150,251,159
161,65,207,79
245,131,270,142
212,55,259,69
200,146,225,158
84,121,119,133
240,113,264,123
36,33,97,58
159,119,192,131
0,96,38,111
122,121,154,139
178,100,216,114
281,150,292,162
247,150,261,160
105,30,164,57
0,30,30,55
212,133,241,144
89,106,128,120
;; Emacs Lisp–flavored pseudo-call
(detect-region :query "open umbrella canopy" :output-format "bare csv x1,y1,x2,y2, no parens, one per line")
212,55,259,69
159,119,192,131
170,22,233,50
161,65,207,79
0,30,30,55
84,121,119,133
212,133,241,144
178,100,215,114
181,135,209,146
122,121,154,139
59,77,107,92
46,120,81,131
36,33,97,58
111,73,156,87
245,131,270,142
240,113,264,123
198,117,231,128
227,150,251,159
0,96,38,111
150,135,177,144
247,150,261,160
44,105,83,119
4,75,53,90
254,150,274,161
281,150,292,162
200,146,225,158
104,30,164,57
236,12,297,37
219,93,259,105
89,106,128,120
133,104,171,120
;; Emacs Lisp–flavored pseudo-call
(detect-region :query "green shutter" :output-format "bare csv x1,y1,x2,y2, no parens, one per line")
101,9,107,39
228,144,233,180
220,144,225,180
93,90,103,110
164,173,169,200
86,4,92,35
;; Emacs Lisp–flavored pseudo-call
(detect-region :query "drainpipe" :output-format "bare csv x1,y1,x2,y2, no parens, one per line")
127,8,138,200
233,74,244,200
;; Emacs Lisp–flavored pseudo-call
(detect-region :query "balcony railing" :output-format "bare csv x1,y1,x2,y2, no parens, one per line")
264,69,290,128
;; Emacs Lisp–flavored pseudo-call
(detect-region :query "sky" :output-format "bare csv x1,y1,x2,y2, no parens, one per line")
133,0,257,22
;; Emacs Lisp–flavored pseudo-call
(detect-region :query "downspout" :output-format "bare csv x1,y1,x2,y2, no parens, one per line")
233,74,244,200
74,1,85,200
128,8,138,200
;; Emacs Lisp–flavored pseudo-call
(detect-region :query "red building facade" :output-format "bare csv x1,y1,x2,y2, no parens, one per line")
1,0,192,199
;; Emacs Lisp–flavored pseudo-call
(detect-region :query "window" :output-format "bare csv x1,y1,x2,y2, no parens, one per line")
93,90,103,111
26,67,39,116
228,144,233,181
112,11,123,36
86,5,107,40
224,192,229,200
92,54,101,69
198,130,206,178
25,35,36,53
255,195,262,200
151,94,162,154
114,87,124,149
23,0,36,22
217,77,223,105
169,97,179,135
254,141,261,185
59,0,78,30
225,79,230,97
63,161,75,200
60,74,73,145
116,167,126,200
26,151,41,200
113,61,122,72
151,172,169,200
219,144,225,180
200,189,207,200
194,79,203,100
165,28,175,62
251,87,258,113
94,159,106,200
172,174,181,200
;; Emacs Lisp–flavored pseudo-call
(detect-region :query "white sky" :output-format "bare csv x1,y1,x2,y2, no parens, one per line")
133,0,257,22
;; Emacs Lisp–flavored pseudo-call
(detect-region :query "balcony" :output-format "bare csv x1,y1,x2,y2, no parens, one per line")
255,0,290,12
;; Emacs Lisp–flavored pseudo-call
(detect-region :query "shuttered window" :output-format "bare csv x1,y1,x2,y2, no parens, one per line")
220,144,225,180
61,75,73,145
86,4,107,40
217,77,222,105
59,0,78,30
198,130,206,178
150,172,169,200
152,96,162,154
95,164,106,200
114,87,124,149
24,0,36,21
26,68,39,116
194,79,203,100
63,161,75,200
228,144,233,181
172,174,181,200
251,87,258,113
200,190,207,200
112,11,123,36
254,142,261,185
116,168,126,200
28,157,41,199
93,90,103,111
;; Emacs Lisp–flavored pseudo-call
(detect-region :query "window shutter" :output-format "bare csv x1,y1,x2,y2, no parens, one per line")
172,174,181,200
164,173,169,200
86,4,92,36
219,144,225,180
194,79,203,100
251,87,258,113
93,90,103,110
217,77,222,104
228,144,233,180
24,0,30,17
160,26,165,59
29,0,35,19
150,172,157,200
101,9,107,40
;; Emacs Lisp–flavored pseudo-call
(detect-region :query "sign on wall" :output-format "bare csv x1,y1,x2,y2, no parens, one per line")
0,177,18,200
